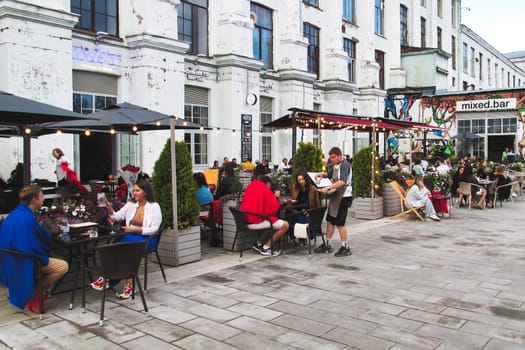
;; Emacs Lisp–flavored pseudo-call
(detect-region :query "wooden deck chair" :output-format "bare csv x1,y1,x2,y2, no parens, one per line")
390,181,426,221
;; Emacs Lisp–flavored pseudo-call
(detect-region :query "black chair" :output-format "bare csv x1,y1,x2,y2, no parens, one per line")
229,207,275,260
81,241,148,326
303,206,328,257
0,248,45,319
143,222,167,291
494,181,515,207
200,199,224,247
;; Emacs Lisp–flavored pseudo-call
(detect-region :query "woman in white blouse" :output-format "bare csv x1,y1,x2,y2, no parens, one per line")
90,179,162,299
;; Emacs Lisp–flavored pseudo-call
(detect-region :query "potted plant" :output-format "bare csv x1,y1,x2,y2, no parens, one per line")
352,144,383,219
152,139,201,266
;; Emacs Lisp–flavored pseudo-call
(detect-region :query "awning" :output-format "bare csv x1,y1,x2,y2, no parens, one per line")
265,107,446,132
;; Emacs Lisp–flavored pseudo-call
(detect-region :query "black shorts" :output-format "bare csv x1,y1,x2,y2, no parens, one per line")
326,196,353,226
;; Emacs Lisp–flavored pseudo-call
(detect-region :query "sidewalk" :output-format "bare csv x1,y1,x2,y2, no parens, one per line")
1,197,525,349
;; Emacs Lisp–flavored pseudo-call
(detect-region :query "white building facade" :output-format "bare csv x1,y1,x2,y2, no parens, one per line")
1,0,524,182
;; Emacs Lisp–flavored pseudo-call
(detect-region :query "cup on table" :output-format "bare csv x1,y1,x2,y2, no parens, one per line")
88,227,98,238
286,198,292,207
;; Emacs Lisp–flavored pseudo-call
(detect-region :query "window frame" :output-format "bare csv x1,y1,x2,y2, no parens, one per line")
303,22,320,78
71,0,119,36
178,0,209,55
251,3,273,69
420,17,427,48
343,38,356,83
375,50,385,90
400,5,408,46
342,0,354,23
374,0,384,36
184,102,209,165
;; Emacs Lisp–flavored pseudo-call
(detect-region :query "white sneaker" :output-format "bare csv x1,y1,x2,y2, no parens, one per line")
429,215,441,222
512,192,518,197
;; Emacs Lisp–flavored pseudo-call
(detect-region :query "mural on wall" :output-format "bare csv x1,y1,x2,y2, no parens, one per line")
385,89,525,157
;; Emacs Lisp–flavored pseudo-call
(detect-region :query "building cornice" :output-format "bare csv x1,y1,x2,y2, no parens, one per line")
214,54,263,71
126,33,188,54
0,0,77,29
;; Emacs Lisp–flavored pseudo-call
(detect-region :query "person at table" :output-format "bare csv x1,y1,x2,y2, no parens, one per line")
459,165,487,209
405,176,441,222
52,148,87,193
0,185,69,313
254,158,271,178
214,166,239,200
286,172,320,241
194,172,213,210
436,157,450,175
476,159,490,179
240,158,256,173
240,175,289,256
90,179,162,299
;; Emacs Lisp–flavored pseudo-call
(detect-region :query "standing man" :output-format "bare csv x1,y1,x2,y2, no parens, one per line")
315,147,353,257
0,186,69,312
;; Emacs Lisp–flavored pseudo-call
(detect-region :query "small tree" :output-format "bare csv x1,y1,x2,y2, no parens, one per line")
352,144,382,198
152,139,200,229
291,142,324,181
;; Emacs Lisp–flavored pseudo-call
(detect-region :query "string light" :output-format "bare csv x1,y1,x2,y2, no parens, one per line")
132,125,138,132
110,128,116,134
55,129,62,135
85,129,91,136
24,127,31,134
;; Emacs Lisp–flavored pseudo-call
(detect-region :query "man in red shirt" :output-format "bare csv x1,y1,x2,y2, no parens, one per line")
240,176,288,256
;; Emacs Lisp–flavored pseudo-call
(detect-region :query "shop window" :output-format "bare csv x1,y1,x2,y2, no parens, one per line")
184,103,209,165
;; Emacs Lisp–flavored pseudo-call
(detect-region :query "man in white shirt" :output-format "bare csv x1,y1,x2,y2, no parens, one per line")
436,158,450,175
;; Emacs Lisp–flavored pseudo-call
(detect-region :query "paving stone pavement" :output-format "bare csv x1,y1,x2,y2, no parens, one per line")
1,197,525,349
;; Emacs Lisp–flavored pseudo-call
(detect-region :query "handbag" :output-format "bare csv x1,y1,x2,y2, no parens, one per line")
293,223,309,239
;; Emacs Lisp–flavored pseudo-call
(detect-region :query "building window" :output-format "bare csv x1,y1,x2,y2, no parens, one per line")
73,93,117,115
503,117,517,133
487,58,492,85
400,6,408,46
437,27,442,50
479,53,483,81
343,38,356,83
420,17,427,48
375,50,385,89
451,35,456,69
251,3,273,69
458,119,470,133
304,22,320,77
451,0,457,27
488,118,501,134
71,0,118,36
303,0,318,7
260,96,273,162
437,0,443,18
374,0,384,35
507,72,511,87
495,63,499,87
343,0,354,22
472,139,485,160
184,104,209,165
462,43,468,74
470,47,475,77
178,0,208,55
471,119,485,134
421,0,426,7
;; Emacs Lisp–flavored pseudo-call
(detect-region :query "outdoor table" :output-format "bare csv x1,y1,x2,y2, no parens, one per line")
52,227,126,309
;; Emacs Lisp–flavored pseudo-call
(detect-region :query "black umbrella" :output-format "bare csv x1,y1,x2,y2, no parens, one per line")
451,131,482,139
43,102,205,133
0,91,94,185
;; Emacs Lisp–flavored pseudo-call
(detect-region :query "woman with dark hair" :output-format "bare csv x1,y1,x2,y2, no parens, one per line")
460,165,487,208
286,172,321,242
194,172,213,209
90,179,162,299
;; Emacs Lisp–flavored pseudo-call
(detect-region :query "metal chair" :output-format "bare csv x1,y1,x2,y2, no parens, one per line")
229,207,275,260
0,248,45,319
494,181,516,208
143,222,167,291
303,206,327,258
81,241,148,326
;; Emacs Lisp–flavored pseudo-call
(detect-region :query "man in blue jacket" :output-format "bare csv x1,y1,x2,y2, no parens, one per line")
0,186,68,312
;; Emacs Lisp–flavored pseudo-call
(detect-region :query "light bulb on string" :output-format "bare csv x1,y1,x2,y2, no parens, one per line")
110,128,116,135
85,129,91,136
132,125,138,132
24,127,31,135
56,129,62,135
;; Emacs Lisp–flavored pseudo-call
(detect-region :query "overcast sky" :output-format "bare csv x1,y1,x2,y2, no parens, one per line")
461,0,525,53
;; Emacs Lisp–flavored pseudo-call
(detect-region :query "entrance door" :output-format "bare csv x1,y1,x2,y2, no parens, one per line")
488,135,514,162
79,133,114,182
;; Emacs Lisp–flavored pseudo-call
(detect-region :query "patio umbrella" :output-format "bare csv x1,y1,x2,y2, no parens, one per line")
42,102,204,133
451,131,482,139
0,91,93,185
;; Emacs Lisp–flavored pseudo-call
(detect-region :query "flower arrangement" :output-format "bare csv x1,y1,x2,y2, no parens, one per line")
118,164,141,200
36,195,125,225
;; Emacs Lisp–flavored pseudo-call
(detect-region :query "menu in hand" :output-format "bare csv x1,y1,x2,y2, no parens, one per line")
307,172,333,188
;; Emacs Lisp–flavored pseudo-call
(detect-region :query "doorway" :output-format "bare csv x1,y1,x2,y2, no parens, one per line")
488,135,514,162
79,133,114,181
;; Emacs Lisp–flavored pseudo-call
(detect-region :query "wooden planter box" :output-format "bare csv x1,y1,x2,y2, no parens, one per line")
383,182,401,216
353,196,383,220
158,225,201,266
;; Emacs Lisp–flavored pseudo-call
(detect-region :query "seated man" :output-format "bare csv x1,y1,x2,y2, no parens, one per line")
0,186,69,312
240,176,289,256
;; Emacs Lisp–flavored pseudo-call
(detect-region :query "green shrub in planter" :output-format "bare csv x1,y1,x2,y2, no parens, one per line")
291,142,324,181
352,144,382,198
152,139,200,229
